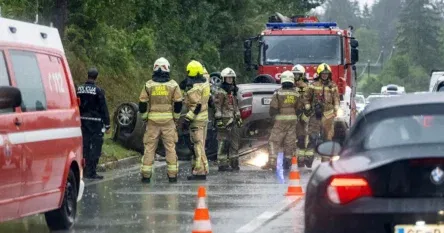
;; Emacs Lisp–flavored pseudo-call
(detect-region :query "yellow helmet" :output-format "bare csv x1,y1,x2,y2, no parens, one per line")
316,63,332,75
186,60,204,77
280,71,295,84
291,64,306,75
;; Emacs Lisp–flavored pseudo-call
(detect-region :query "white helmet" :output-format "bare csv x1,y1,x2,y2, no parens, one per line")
280,71,295,84
291,64,305,75
221,67,236,82
153,57,170,73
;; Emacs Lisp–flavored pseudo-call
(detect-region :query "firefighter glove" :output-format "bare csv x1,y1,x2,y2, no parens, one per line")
314,103,324,120
216,119,224,129
236,117,243,127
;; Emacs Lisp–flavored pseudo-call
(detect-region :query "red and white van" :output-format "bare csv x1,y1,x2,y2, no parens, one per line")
0,16,84,230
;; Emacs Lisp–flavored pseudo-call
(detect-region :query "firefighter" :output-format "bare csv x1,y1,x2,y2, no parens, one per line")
139,57,183,183
292,64,311,168
77,68,110,179
182,60,211,180
214,67,242,171
305,63,340,164
262,71,301,170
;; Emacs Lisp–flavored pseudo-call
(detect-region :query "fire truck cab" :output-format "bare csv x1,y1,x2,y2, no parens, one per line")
243,13,359,142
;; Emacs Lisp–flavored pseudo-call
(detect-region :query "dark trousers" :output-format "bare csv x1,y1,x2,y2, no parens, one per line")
81,120,104,177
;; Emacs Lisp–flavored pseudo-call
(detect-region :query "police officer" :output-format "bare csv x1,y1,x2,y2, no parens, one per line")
182,60,211,180
214,67,242,171
139,57,183,183
262,71,301,170
292,64,312,168
305,63,340,164
77,68,110,179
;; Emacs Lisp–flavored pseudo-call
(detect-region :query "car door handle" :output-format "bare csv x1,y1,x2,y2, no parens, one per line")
14,118,21,126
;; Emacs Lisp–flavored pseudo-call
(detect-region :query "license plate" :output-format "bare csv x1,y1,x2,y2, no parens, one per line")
395,224,444,233
263,98,272,105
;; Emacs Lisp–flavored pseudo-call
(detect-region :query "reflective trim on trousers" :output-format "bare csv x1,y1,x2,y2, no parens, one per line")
323,109,335,118
275,115,298,121
141,165,152,178
167,164,179,173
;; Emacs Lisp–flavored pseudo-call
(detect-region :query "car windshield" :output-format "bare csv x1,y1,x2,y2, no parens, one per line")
261,35,342,65
355,96,365,104
364,114,444,150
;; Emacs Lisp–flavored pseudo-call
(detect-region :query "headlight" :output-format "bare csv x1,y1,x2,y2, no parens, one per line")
336,108,345,117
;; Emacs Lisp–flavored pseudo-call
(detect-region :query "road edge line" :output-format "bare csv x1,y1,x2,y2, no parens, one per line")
235,196,303,233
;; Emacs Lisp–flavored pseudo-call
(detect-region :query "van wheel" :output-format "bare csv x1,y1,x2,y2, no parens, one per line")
45,170,77,231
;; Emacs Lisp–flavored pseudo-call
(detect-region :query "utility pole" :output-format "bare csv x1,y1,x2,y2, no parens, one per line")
381,46,384,71
367,60,371,79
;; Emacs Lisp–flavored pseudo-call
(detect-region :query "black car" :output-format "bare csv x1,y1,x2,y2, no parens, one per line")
111,102,219,160
305,93,444,233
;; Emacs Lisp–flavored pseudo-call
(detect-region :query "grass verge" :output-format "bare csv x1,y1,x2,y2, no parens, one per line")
100,134,140,165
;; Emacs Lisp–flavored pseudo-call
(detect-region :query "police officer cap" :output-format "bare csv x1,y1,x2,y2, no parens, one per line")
88,68,99,78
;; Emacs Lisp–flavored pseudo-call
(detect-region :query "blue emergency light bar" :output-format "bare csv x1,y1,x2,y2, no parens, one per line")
266,22,337,29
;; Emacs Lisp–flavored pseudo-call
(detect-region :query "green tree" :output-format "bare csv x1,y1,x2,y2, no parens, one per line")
396,0,442,72
322,0,361,29
354,28,379,63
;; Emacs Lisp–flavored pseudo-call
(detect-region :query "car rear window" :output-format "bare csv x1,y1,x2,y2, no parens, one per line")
364,114,444,150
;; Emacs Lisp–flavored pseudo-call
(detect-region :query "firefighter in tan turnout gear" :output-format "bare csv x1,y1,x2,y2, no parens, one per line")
291,64,313,168
214,67,242,171
182,60,211,180
139,57,183,183
305,63,340,164
262,71,301,170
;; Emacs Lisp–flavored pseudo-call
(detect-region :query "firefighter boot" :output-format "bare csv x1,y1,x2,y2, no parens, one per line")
218,165,231,172
168,177,177,183
297,156,305,168
187,175,207,180
305,156,315,168
230,157,240,171
261,158,277,171
141,177,151,183
283,157,292,170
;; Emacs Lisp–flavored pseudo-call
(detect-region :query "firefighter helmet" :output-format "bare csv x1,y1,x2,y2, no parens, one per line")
316,63,332,75
291,64,306,75
280,71,295,84
186,60,204,77
221,67,236,82
153,57,170,73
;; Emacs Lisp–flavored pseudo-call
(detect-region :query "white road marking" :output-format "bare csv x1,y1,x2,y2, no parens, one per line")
235,196,303,233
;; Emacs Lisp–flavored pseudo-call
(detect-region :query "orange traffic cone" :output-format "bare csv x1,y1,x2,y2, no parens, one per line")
192,186,212,233
285,157,304,196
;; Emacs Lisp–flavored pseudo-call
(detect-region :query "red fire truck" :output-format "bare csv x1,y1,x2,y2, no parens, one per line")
243,13,360,141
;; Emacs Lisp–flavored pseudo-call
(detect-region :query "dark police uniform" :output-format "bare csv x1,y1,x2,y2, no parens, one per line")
77,79,110,178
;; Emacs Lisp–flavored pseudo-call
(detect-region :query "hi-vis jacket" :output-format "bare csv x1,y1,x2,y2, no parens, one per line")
185,82,211,122
213,87,240,120
305,80,340,119
139,79,182,124
295,80,310,122
269,88,302,121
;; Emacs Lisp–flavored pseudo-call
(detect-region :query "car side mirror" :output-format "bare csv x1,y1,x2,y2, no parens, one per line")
316,141,342,157
351,48,359,64
0,86,22,109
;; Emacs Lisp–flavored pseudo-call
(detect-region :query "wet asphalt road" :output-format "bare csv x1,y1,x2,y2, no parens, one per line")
0,149,317,233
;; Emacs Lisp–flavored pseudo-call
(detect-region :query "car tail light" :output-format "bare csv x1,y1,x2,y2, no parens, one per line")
242,92,253,98
423,116,433,127
240,106,252,119
326,176,372,205
82,158,86,168
77,97,81,106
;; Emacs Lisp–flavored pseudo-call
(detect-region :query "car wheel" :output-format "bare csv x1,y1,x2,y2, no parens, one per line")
209,72,222,92
115,103,138,131
253,74,276,83
44,170,77,231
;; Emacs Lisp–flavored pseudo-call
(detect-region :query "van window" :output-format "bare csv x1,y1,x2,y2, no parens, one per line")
9,50,47,112
0,51,13,114
36,54,71,109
